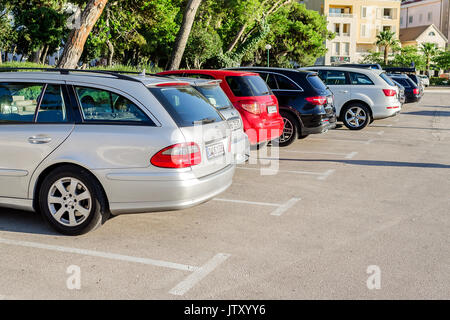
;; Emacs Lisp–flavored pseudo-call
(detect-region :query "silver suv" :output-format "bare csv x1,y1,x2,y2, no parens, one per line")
0,69,235,235
300,66,401,130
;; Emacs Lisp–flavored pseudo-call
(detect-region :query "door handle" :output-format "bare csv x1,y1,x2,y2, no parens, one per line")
28,136,52,144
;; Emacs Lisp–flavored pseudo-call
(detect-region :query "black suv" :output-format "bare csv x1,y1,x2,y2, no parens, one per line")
226,67,336,147
388,74,422,103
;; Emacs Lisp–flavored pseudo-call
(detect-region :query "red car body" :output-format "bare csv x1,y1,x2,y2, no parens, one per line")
158,69,284,145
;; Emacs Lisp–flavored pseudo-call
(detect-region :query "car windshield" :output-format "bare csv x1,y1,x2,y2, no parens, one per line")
307,75,328,91
149,86,222,127
379,72,396,86
194,85,233,110
226,75,271,97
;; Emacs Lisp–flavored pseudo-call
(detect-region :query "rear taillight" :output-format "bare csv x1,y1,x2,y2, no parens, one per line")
151,142,201,168
305,96,327,105
413,88,420,95
383,89,397,97
240,102,261,114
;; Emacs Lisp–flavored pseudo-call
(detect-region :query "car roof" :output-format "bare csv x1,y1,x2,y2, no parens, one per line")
0,69,188,87
158,69,259,77
301,66,383,75
161,76,222,87
225,67,315,76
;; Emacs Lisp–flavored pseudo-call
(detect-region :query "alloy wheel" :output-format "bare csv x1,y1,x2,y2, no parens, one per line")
345,107,367,128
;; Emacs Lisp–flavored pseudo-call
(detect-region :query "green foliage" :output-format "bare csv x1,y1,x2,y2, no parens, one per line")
360,50,384,65
0,61,51,69
391,46,425,70
430,77,449,86
433,50,450,71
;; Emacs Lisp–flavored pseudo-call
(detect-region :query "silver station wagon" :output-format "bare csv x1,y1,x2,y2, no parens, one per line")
0,69,236,235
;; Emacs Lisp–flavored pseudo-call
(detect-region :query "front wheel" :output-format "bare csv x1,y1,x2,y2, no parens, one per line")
39,165,109,235
342,104,371,130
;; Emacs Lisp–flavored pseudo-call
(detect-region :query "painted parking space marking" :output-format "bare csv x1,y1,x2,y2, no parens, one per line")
214,197,301,216
282,150,358,159
169,253,230,296
0,237,229,296
308,137,372,144
236,166,335,180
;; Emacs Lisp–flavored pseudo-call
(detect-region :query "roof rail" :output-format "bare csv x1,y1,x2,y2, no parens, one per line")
0,67,145,82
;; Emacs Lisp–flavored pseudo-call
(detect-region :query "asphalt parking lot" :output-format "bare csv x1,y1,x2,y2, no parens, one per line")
0,89,449,300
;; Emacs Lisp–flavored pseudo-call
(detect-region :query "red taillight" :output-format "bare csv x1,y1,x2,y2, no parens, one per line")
413,88,420,95
383,89,396,97
151,142,201,168
239,102,261,114
305,96,327,105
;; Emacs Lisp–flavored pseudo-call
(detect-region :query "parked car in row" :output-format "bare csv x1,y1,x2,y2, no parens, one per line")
180,77,250,163
158,70,284,148
300,66,401,130
226,67,337,147
388,73,423,103
391,79,406,105
0,69,236,235
418,75,430,87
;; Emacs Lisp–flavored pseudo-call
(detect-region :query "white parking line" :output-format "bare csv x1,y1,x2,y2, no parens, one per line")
236,166,335,180
282,150,358,159
0,237,198,272
169,253,230,296
214,197,301,216
309,137,372,144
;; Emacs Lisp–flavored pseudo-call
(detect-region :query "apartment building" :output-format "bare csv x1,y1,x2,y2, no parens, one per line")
302,0,402,64
400,0,450,46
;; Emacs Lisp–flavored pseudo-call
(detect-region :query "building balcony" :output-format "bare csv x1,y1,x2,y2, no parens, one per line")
329,13,353,18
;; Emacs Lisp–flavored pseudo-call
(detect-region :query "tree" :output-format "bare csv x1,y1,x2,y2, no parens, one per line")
58,0,108,69
168,0,202,70
375,30,399,65
433,50,450,71
391,45,425,70
420,42,439,76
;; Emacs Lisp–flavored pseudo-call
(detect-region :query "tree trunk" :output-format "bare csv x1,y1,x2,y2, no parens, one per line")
384,46,389,65
226,23,247,53
57,0,108,69
32,50,41,63
105,6,114,66
168,0,202,70
40,45,49,65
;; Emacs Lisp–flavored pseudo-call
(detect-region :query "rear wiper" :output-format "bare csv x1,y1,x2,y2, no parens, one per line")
194,117,216,124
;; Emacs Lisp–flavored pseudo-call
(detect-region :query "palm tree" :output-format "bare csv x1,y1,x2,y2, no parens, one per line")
420,42,438,77
375,30,399,66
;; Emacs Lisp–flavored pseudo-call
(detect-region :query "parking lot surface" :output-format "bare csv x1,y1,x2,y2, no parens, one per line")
0,89,449,300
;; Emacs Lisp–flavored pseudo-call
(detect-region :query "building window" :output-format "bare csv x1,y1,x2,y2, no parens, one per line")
409,16,413,24
400,16,403,26
361,7,367,18
360,24,367,37
334,23,340,35
333,43,340,55
428,12,432,22
429,31,436,36
343,43,350,56
419,14,423,23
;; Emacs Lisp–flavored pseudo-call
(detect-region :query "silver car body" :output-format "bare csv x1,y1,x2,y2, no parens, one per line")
0,72,235,215
171,78,250,164
300,66,401,120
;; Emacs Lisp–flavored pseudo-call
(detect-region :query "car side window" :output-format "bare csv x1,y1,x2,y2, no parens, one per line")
260,73,277,89
320,70,348,85
75,86,154,125
275,75,299,90
0,82,44,123
349,72,374,85
36,84,68,123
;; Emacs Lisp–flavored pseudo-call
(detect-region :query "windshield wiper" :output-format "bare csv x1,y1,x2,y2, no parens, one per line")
194,117,216,125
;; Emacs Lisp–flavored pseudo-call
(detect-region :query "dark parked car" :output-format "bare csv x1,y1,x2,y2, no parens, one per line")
391,79,406,105
388,74,422,103
226,67,337,147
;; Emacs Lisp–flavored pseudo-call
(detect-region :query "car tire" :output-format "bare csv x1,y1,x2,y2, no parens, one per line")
275,112,298,147
342,104,371,130
39,165,110,235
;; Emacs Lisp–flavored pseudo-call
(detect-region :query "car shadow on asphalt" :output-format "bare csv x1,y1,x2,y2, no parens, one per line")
261,158,450,169
0,208,59,236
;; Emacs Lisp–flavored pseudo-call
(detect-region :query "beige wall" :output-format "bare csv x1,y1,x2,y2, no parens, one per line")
400,0,442,29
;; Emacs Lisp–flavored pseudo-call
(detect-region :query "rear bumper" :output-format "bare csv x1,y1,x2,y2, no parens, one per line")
302,113,337,135
231,130,250,164
94,164,236,215
372,104,402,120
244,116,284,145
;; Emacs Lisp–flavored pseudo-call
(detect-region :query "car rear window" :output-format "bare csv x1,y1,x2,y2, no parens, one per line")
392,78,413,88
307,75,328,91
379,72,396,86
194,85,233,110
149,86,222,127
225,75,271,97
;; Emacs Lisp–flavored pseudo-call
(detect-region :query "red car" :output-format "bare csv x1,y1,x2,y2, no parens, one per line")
158,70,284,146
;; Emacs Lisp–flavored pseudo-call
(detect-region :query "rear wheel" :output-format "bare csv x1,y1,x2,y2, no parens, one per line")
275,112,298,147
342,104,371,130
39,165,109,235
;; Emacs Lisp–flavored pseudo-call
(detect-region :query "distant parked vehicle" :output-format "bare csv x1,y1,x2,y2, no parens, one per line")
0,69,236,235
158,70,284,148
226,67,337,147
173,77,250,163
418,75,430,87
300,66,401,130
336,63,383,70
388,74,422,103
391,79,406,105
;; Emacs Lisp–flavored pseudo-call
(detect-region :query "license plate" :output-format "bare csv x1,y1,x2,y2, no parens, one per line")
267,106,277,114
206,142,225,160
